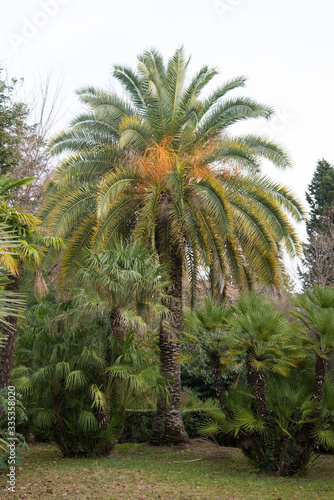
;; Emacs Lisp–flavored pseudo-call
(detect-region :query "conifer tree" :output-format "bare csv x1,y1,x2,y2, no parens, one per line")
306,159,334,236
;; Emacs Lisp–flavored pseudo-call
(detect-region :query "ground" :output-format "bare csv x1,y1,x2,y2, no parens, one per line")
0,439,333,499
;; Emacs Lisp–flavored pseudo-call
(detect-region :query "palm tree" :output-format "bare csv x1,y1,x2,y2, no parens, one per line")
43,47,305,444
227,292,301,420
0,176,65,393
75,239,168,342
200,292,305,474
183,297,236,413
74,239,169,428
0,223,26,330
13,300,166,457
290,285,334,472
0,220,27,425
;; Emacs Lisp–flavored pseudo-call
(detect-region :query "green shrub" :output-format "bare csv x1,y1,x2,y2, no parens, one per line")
0,389,28,470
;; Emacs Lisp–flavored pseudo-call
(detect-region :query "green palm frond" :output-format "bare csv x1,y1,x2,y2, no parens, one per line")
65,370,88,390
35,409,55,429
78,410,98,432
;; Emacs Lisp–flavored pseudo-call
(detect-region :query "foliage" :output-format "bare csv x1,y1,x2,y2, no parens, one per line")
306,159,334,236
186,290,334,475
301,159,334,288
119,409,229,443
0,176,65,395
201,366,334,473
300,206,334,289
12,299,166,457
0,223,26,329
182,296,244,412
42,46,304,292
0,69,57,214
0,72,29,176
0,388,28,470
73,238,169,332
181,361,218,401
291,285,334,362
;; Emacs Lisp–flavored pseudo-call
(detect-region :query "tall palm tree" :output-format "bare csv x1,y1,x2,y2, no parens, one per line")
43,47,305,444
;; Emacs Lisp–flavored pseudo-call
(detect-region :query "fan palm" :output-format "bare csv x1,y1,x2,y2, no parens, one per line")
183,297,236,413
74,239,168,427
226,292,302,420
43,47,305,444
13,300,166,457
289,285,334,471
75,238,168,342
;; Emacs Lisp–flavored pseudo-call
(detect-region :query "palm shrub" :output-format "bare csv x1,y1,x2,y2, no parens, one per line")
183,296,242,413
13,300,165,457
198,292,334,475
0,388,27,470
288,285,334,473
42,47,305,444
73,239,168,429
202,364,334,475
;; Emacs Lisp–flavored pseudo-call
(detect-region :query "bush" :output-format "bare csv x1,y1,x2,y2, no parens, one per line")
0,388,28,470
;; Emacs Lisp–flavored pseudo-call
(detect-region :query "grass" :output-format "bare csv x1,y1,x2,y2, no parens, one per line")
0,439,333,499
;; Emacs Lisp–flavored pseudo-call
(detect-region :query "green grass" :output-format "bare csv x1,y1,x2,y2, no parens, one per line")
0,440,333,499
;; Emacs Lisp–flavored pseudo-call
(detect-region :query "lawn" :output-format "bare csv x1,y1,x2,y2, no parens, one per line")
0,439,333,499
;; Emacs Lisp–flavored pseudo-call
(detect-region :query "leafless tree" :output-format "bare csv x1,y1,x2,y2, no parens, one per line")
8,71,66,213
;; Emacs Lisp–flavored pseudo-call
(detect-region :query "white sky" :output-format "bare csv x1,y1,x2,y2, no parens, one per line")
1,0,334,285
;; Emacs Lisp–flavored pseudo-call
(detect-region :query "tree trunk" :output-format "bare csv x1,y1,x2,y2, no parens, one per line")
97,308,127,430
150,249,189,445
239,351,267,467
209,350,227,413
52,390,69,455
312,353,328,402
245,351,267,420
110,307,126,343
289,353,329,475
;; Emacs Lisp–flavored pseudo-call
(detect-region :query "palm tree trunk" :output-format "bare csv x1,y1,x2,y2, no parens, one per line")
110,307,126,342
0,263,22,425
150,249,189,445
53,390,69,455
209,350,227,413
289,353,329,475
245,351,267,420
98,307,127,430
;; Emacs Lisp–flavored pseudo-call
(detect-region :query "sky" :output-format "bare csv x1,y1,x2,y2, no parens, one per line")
1,0,334,284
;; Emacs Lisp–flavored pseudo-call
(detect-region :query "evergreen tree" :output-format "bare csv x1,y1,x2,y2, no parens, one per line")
300,159,334,289
306,159,334,235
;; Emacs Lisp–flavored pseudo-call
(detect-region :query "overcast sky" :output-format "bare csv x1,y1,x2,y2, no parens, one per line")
1,0,334,284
